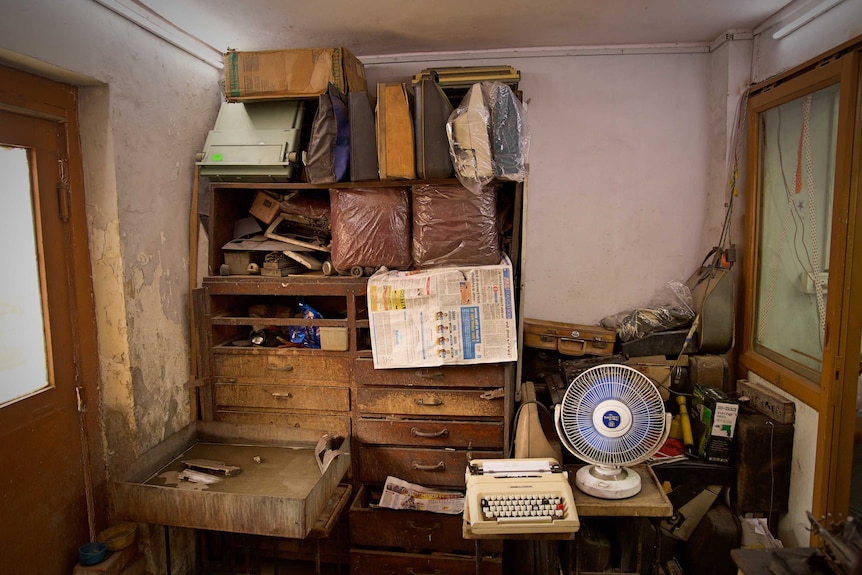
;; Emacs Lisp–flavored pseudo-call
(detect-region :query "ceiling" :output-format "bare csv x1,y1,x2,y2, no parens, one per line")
139,0,796,59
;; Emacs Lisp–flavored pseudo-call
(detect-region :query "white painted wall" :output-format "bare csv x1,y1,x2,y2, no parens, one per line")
753,0,862,83
368,51,717,327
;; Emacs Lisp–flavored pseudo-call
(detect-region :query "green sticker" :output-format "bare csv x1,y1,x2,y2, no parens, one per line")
213,154,223,162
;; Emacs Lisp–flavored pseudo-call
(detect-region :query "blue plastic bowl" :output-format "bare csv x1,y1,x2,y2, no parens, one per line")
79,541,108,566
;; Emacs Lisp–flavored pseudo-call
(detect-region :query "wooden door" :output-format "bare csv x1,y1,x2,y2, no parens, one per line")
0,65,102,574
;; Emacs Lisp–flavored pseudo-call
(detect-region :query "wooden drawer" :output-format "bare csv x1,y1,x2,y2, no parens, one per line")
355,359,505,389
355,418,503,449
351,548,502,575
359,446,502,488
214,383,350,412
349,485,502,554
213,352,350,384
356,388,503,418
214,411,352,438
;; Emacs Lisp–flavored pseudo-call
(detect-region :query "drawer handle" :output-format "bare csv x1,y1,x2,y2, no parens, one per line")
267,364,294,372
415,369,444,379
410,427,449,439
407,520,441,531
415,398,443,407
411,461,445,472
271,392,293,399
406,569,441,575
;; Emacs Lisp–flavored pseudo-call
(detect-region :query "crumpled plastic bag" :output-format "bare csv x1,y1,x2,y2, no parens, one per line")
601,281,695,342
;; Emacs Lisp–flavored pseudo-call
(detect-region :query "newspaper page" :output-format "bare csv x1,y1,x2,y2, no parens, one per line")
378,476,465,515
367,256,518,368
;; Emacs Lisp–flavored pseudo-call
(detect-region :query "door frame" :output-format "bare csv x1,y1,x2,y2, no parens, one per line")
0,63,106,534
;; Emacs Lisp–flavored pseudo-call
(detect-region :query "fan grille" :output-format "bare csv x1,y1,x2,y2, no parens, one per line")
559,364,666,466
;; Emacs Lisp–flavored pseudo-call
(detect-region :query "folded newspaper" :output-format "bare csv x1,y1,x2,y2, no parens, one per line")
378,476,465,515
367,256,517,368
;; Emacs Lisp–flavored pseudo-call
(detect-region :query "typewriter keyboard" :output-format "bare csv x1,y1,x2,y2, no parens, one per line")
480,493,567,523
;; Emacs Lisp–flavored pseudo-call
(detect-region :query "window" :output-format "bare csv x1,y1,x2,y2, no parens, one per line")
742,44,862,526
0,145,51,405
742,54,860,408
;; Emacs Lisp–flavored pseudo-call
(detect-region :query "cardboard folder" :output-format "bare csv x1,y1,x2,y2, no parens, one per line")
414,74,454,179
349,91,379,181
376,83,416,180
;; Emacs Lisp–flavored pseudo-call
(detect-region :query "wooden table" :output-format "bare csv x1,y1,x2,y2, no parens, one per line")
461,464,673,574
565,464,673,575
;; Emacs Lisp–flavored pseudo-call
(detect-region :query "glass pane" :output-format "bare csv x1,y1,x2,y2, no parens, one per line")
755,83,840,377
0,145,50,405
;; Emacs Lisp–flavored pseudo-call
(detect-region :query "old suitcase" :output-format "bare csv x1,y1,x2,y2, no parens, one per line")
414,72,454,179
524,318,616,357
376,82,416,180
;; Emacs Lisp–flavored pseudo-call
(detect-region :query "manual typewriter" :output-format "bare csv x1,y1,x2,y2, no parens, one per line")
464,458,580,535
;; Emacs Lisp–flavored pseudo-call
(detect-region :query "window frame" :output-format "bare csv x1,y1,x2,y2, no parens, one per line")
741,55,858,409
741,44,862,529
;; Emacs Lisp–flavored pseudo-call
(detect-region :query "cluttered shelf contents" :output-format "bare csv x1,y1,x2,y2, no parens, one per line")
183,48,529,574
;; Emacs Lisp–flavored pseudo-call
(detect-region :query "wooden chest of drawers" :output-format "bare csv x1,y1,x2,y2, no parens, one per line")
350,485,502,554
353,358,509,489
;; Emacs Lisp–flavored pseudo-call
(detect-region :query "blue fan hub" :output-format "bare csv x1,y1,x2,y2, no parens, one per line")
602,410,621,428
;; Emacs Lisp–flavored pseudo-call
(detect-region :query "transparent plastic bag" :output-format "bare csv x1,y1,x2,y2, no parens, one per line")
601,281,695,342
446,81,530,194
482,81,529,182
412,182,500,268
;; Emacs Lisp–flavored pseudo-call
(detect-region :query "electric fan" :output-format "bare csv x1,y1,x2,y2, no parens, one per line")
554,364,670,499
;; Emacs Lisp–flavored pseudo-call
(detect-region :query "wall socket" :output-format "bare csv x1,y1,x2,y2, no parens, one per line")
737,379,796,424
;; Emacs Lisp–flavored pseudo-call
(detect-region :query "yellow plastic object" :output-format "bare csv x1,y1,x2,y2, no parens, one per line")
668,414,683,441
96,522,137,551
676,396,695,452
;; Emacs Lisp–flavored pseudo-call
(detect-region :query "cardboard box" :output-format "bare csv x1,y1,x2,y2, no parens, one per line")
249,191,283,225
691,385,738,463
319,327,348,351
224,48,367,101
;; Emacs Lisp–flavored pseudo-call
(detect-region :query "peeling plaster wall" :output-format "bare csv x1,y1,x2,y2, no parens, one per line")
0,1,220,571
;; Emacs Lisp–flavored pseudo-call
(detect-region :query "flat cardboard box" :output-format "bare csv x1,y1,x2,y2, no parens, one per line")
319,326,348,351
109,421,350,538
224,48,367,101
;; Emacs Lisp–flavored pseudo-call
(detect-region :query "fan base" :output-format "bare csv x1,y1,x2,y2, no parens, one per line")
575,465,642,499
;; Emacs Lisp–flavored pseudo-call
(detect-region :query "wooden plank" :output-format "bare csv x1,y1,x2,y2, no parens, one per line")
355,417,503,448
358,446,501,488
354,358,505,388
565,464,673,518
356,387,504,418
214,383,350,412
